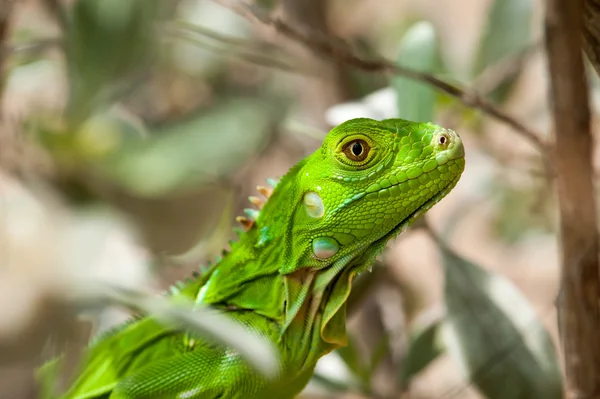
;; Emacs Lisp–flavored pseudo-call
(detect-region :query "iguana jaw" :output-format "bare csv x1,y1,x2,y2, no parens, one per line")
389,167,463,239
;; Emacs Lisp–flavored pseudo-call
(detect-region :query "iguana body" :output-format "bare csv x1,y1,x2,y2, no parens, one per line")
39,118,465,398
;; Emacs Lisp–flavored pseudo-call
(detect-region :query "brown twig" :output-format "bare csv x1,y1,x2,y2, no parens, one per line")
545,0,600,398
212,0,547,153
167,22,313,76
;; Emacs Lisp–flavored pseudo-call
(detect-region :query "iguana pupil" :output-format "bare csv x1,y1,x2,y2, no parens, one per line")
343,139,370,161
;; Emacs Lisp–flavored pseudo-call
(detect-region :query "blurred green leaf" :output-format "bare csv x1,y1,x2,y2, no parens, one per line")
474,0,532,73
336,335,372,390
75,283,280,377
472,0,533,102
65,0,162,123
347,262,384,315
369,332,391,376
400,318,445,388
439,242,563,399
100,99,275,197
392,21,439,122
337,335,363,380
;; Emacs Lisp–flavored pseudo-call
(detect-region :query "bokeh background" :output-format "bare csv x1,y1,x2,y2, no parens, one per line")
0,0,572,398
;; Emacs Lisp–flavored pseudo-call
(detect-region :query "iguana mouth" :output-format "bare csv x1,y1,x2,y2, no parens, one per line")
389,171,462,238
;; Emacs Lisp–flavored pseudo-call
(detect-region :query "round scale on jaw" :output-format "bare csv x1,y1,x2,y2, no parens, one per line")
312,237,340,259
304,192,325,219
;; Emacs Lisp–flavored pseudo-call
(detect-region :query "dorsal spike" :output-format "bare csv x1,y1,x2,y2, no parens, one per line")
266,178,279,188
257,185,273,198
248,196,264,209
244,208,260,220
221,248,229,257
236,216,254,231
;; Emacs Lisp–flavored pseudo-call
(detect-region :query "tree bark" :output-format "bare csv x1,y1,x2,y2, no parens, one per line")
545,0,600,398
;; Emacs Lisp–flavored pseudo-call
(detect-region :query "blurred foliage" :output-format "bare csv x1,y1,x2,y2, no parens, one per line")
471,0,534,103
440,239,563,399
399,317,444,389
65,0,161,123
474,0,533,73
392,21,439,122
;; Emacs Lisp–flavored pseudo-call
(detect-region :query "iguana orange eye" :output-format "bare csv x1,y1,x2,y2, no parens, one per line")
343,139,370,162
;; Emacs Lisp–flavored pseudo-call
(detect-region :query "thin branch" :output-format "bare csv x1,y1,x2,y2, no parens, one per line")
2,38,62,59
545,0,600,398
167,22,313,75
211,0,547,152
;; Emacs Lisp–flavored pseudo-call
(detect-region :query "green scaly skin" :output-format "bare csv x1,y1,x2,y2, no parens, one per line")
38,118,465,398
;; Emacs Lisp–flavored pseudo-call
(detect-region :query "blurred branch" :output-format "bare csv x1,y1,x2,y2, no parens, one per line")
545,1,600,398
3,38,62,58
168,22,312,75
211,0,546,152
278,0,352,108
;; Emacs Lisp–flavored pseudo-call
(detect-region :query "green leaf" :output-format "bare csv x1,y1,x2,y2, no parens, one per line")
100,99,275,197
472,0,533,103
474,0,532,73
392,21,439,122
336,335,364,381
65,0,162,123
75,283,280,377
400,318,445,387
440,243,563,399
347,262,384,315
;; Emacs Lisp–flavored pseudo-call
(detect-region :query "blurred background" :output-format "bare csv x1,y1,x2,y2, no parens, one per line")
0,0,571,398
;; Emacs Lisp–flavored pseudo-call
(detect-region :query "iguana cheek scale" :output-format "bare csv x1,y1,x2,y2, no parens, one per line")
38,117,465,399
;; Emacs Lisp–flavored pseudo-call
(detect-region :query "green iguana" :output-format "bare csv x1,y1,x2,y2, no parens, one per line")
38,117,465,398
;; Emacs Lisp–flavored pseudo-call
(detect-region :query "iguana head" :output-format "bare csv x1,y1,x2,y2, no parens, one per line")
282,117,465,268
205,117,465,353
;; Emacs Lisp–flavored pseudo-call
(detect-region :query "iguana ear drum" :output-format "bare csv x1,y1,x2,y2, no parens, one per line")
304,192,324,219
312,237,340,259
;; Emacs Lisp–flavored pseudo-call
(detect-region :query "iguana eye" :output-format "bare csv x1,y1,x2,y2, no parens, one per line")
438,133,449,146
343,139,370,162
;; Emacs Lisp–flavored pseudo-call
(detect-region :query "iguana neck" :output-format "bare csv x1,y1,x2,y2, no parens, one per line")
185,160,376,369
192,161,304,319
